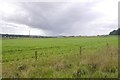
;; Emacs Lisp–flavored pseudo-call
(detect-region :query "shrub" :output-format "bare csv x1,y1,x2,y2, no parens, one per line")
72,66,89,78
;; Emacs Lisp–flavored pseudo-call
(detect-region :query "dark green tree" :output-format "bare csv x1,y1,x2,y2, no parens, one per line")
109,28,120,35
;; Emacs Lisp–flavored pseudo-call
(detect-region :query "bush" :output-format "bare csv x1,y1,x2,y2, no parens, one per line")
72,66,89,78
103,65,117,73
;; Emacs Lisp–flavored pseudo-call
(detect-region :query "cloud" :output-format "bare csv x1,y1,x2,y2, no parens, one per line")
0,0,118,36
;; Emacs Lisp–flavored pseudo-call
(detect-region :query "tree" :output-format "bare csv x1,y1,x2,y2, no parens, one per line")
109,28,120,35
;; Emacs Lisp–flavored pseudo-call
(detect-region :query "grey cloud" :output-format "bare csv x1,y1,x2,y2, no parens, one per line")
2,1,117,35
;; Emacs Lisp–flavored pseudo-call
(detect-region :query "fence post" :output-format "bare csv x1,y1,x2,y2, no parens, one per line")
35,50,38,62
106,43,109,55
80,46,82,55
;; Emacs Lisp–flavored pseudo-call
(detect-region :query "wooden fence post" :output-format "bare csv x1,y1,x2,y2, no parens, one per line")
106,43,109,55
80,46,82,55
35,50,38,62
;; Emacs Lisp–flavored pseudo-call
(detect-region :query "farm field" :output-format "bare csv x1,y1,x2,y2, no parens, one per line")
2,36,118,78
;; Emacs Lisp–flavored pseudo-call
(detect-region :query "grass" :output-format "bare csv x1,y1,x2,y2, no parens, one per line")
2,36,118,78
0,37,2,78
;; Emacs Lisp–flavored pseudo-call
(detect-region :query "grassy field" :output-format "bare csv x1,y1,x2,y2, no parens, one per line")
2,36,118,78
0,36,2,78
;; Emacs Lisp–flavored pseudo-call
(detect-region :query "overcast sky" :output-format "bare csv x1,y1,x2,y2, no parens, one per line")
0,0,119,36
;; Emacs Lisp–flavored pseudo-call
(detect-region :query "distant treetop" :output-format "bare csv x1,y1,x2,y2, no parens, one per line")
109,28,120,35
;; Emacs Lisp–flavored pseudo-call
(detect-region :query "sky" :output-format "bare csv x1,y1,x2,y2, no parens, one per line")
0,0,119,36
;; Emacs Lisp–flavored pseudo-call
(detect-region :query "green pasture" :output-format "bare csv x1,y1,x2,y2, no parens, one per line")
2,36,118,78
